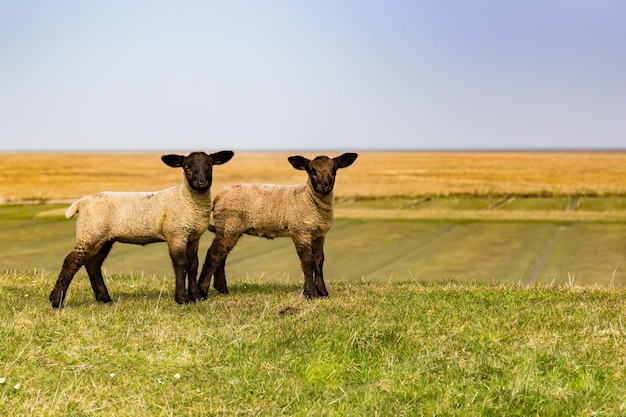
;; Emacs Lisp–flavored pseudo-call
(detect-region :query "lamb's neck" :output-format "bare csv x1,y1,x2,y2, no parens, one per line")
178,184,212,211
305,183,334,213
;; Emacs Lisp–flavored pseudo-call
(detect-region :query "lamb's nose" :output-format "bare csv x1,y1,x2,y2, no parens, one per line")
197,179,208,187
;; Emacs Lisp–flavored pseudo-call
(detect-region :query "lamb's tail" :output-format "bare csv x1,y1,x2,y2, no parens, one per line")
64,200,80,219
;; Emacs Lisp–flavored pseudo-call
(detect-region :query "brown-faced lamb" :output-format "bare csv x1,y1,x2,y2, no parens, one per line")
49,150,234,309
197,152,358,299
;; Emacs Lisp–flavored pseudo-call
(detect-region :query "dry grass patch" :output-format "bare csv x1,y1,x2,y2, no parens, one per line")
343,151,626,197
1,151,626,202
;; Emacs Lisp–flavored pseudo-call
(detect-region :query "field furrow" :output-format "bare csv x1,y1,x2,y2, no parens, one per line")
364,225,456,278
526,226,565,285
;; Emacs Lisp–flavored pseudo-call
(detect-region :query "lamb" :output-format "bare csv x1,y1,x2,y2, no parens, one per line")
197,152,358,299
49,150,234,309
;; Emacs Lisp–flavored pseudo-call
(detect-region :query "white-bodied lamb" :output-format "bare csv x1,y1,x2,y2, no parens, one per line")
49,150,234,309
197,152,358,299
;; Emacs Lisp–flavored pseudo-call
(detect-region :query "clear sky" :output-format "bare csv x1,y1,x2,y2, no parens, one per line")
1,1,625,152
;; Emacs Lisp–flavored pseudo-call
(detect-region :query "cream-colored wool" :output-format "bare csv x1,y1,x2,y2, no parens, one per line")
67,184,212,251
211,182,334,242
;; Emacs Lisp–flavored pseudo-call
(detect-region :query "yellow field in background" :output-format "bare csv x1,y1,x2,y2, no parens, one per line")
1,151,626,202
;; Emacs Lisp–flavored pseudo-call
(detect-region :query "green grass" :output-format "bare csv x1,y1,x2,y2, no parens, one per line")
578,196,626,211
2,201,626,287
502,197,576,211
340,196,504,211
2,271,626,415
340,195,626,213
3,199,626,415
538,224,626,286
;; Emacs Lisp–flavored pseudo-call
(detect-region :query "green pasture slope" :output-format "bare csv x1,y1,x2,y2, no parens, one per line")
1,197,626,287
2,198,626,415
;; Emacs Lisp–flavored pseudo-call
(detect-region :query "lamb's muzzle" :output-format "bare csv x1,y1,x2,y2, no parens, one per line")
197,152,358,299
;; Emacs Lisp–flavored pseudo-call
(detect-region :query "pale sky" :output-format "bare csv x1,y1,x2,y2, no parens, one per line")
1,1,625,151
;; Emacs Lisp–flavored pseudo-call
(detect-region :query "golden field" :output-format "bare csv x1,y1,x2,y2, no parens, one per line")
1,151,626,202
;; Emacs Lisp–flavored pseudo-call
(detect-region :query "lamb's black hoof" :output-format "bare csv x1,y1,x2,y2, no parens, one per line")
213,280,229,294
175,295,191,305
302,289,320,299
96,295,113,304
50,292,64,309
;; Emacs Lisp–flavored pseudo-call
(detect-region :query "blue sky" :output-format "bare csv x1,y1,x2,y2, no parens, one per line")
1,1,625,151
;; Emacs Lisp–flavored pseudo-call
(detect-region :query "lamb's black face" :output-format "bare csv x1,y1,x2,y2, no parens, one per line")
161,150,234,194
308,156,337,195
183,152,213,193
288,152,358,196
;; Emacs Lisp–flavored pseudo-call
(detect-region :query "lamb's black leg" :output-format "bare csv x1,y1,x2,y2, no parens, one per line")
198,234,240,298
84,241,114,303
186,239,200,301
169,242,191,305
214,258,228,294
49,249,85,309
312,236,328,297
293,238,318,299
212,236,241,294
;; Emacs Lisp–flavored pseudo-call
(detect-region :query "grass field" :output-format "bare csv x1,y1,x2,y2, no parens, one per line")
3,272,626,416
2,151,626,415
2,201,626,288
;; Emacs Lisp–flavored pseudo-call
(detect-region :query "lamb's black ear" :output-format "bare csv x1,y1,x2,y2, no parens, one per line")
161,154,185,168
211,150,234,165
288,156,310,171
335,152,358,169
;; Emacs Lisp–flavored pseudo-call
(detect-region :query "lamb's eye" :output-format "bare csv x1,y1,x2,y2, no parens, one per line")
184,164,191,170
310,169,317,176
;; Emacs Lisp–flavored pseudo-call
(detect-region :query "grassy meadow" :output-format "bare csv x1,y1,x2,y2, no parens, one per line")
4,274,626,416
2,151,626,415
